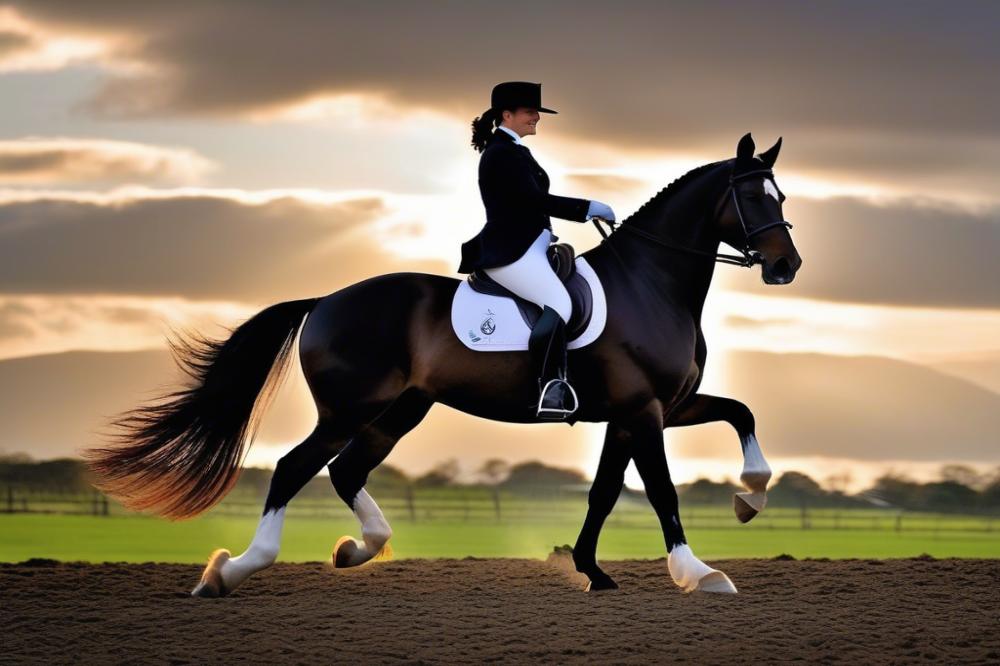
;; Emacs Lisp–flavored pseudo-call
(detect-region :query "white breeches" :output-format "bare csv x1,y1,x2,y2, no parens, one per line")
483,229,572,323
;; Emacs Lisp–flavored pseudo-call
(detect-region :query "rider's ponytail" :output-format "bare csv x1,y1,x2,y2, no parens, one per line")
471,107,500,153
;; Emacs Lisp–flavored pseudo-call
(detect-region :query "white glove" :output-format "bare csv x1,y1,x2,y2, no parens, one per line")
587,200,616,222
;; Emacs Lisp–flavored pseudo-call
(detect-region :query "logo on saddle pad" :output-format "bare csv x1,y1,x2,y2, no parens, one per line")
480,312,497,336
451,257,608,352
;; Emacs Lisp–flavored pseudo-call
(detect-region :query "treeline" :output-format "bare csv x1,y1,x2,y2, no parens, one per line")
2,453,998,514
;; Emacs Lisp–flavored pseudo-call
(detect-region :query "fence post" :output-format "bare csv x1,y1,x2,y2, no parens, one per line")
492,487,501,522
405,484,416,522
5,485,12,513
895,512,903,533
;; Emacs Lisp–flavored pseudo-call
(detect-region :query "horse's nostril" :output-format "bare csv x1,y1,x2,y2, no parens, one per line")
772,257,791,279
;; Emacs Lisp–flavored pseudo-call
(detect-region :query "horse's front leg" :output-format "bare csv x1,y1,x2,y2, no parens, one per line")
666,393,772,522
628,401,737,594
572,421,632,591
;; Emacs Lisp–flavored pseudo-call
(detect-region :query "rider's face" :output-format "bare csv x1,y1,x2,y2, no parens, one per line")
501,107,540,138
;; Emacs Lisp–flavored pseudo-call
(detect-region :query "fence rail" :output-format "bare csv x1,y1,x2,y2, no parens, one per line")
3,487,996,532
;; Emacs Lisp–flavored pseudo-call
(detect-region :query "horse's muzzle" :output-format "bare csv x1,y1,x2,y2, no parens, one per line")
761,255,800,285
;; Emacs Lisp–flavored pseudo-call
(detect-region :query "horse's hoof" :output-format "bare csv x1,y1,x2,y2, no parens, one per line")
332,536,363,568
330,536,393,568
191,549,230,598
694,570,738,594
734,491,767,523
585,574,619,592
668,544,738,594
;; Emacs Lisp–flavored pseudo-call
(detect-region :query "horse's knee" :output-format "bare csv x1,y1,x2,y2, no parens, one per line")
725,399,755,433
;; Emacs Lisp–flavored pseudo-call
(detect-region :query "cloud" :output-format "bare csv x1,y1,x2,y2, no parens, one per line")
7,2,999,201
0,301,35,339
564,174,647,198
0,6,112,72
717,196,1000,309
723,315,799,330
0,137,216,185
0,293,262,362
0,190,451,302
0,29,35,57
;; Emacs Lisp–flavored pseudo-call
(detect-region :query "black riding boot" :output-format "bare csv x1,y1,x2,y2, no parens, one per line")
529,305,578,420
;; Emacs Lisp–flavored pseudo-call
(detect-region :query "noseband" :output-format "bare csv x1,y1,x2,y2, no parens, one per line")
595,168,793,268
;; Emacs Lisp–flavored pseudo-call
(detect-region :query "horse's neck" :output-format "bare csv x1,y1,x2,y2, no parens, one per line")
584,168,726,323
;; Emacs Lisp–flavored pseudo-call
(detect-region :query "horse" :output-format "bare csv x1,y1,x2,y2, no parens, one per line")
83,132,801,597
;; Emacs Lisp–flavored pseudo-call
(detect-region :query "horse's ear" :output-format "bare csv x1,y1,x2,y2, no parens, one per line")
736,132,755,160
735,132,756,170
758,136,782,167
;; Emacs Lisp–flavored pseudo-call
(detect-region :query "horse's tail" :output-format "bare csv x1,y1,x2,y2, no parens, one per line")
83,296,322,520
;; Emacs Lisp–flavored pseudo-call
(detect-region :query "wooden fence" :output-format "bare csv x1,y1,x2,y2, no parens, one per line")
3,486,996,533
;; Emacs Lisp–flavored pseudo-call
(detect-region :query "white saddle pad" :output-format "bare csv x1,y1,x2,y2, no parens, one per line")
450,256,607,352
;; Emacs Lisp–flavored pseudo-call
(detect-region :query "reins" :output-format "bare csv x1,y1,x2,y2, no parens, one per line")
591,167,793,270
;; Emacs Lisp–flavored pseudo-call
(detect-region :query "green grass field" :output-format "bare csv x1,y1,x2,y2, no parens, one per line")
2,512,997,563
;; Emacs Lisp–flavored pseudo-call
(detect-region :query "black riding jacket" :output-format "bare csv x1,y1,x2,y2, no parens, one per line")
458,128,590,274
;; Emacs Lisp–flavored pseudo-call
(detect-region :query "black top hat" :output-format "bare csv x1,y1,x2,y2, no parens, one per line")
491,81,558,114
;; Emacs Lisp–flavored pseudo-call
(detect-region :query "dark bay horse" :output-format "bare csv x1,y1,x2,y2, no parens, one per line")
84,132,801,596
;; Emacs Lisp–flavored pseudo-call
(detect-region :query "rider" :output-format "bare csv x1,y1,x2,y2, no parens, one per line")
459,81,616,419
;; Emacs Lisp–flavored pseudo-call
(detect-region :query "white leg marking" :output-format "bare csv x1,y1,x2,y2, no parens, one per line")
355,488,392,553
336,488,392,567
221,506,286,590
740,432,772,493
668,544,737,594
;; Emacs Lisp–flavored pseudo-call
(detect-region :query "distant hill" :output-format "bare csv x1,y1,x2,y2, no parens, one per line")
927,356,1000,395
720,351,998,462
1,348,997,469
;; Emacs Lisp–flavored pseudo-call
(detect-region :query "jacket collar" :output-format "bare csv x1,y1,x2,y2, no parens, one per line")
494,124,522,145
490,126,522,146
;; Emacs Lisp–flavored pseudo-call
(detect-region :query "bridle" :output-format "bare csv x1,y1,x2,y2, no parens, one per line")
593,167,793,268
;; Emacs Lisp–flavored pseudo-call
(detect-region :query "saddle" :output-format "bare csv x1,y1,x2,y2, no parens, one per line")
466,243,594,339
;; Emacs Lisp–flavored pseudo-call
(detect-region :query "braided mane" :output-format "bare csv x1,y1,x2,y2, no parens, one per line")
622,159,728,227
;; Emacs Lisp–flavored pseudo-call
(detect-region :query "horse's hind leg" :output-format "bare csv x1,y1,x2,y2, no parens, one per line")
191,418,356,597
327,387,434,568
666,393,772,522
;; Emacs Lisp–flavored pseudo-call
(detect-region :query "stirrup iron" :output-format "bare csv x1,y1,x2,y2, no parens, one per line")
536,377,579,418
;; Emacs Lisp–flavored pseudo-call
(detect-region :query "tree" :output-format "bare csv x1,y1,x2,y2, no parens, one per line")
770,471,826,507
681,478,740,505
939,464,985,491
502,461,588,495
415,458,460,487
920,480,979,512
824,471,853,495
981,480,1000,509
477,459,510,520
477,459,510,486
867,472,923,509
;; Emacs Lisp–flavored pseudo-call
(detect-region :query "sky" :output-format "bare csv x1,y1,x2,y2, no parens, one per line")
0,1,997,492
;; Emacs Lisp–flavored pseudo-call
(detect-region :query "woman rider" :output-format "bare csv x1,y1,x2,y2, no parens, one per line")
459,81,615,419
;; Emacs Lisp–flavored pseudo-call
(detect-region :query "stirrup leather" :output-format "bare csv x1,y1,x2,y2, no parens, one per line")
536,378,579,417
